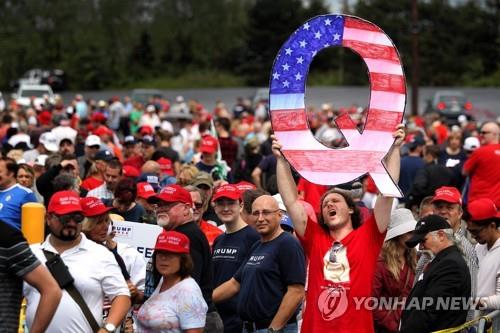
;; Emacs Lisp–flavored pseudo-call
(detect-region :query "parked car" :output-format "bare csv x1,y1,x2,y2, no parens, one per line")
10,68,67,91
424,90,473,124
15,84,55,108
131,89,164,105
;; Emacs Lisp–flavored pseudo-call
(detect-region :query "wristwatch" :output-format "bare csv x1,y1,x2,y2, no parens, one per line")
104,323,116,333
268,328,283,333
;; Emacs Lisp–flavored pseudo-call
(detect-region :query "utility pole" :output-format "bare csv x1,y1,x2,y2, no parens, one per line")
410,0,420,116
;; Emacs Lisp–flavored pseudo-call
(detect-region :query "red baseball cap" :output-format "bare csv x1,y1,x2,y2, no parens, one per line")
199,135,218,154
139,125,153,136
123,165,140,178
212,184,241,202
93,126,113,137
48,191,83,215
158,157,174,176
467,198,500,222
154,230,190,254
148,184,193,206
137,182,156,199
432,186,462,205
80,197,112,217
235,181,256,193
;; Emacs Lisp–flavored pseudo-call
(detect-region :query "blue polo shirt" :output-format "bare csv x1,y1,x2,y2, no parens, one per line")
0,184,38,230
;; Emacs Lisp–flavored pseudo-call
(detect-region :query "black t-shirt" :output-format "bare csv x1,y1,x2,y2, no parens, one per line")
111,203,146,223
175,221,216,312
234,232,306,322
258,154,278,194
212,226,260,332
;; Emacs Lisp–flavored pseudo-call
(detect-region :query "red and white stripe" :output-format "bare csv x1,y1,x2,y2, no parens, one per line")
270,16,405,197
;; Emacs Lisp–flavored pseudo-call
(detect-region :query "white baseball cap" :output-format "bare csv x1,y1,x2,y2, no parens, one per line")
85,135,101,147
34,154,48,167
272,193,287,212
463,136,480,152
39,132,58,152
385,208,417,241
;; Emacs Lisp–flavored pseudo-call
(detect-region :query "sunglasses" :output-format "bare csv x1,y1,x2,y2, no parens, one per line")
193,202,204,210
55,212,85,224
329,241,343,263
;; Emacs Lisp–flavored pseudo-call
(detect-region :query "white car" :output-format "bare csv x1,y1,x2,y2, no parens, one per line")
15,84,55,108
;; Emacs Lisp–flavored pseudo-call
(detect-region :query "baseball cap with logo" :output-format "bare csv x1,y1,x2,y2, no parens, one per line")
95,150,114,161
212,184,241,202
80,197,112,217
39,132,59,152
48,190,83,215
85,135,101,147
199,135,218,154
154,230,190,254
432,186,462,205
137,182,156,199
137,173,160,192
405,215,452,248
466,198,500,222
148,184,193,206
235,181,257,193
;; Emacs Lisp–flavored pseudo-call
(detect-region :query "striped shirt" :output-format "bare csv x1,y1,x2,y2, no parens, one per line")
0,222,40,331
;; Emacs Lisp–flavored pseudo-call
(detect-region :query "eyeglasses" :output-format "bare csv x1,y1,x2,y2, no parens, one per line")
251,209,280,218
329,241,343,263
480,131,491,135
55,213,85,224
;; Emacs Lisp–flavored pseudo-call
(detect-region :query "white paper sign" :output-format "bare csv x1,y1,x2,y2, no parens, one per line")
112,221,163,259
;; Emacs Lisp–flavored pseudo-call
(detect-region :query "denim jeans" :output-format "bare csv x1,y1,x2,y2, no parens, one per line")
242,322,298,333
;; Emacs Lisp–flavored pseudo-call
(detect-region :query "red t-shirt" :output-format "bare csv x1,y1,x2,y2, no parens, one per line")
463,144,500,206
297,177,328,215
299,214,385,333
199,220,223,250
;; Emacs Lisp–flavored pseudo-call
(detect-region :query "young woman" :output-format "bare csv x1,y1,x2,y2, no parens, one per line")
136,231,207,333
372,208,417,333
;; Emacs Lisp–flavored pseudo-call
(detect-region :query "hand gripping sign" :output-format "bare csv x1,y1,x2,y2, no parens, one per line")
269,15,405,197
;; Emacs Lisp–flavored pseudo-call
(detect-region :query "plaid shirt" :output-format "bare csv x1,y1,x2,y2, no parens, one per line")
86,183,114,200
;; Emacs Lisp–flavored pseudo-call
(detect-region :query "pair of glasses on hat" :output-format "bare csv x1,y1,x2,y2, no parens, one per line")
329,241,343,263
54,212,85,224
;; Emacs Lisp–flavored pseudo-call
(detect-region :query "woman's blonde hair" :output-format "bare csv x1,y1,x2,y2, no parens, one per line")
81,214,107,234
381,237,416,281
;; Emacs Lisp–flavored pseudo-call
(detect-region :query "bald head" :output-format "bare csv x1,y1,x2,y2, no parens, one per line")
480,122,499,145
252,195,280,212
141,160,160,175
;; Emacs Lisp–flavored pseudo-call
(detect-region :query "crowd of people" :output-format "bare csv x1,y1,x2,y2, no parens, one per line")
0,93,499,333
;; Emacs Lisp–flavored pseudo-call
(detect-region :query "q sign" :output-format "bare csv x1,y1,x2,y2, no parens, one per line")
269,14,405,197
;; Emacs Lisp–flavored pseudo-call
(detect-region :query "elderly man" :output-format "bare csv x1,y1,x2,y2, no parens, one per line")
78,135,102,179
414,186,478,313
213,195,306,333
146,184,223,332
463,121,500,206
23,190,130,333
400,215,471,332
211,184,260,333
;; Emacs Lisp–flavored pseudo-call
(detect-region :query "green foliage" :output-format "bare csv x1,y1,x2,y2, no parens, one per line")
0,0,498,89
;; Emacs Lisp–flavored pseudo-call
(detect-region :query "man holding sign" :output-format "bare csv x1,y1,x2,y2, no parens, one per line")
272,125,404,333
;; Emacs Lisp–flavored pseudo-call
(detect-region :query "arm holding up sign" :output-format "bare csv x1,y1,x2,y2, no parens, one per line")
273,136,308,237
374,124,405,233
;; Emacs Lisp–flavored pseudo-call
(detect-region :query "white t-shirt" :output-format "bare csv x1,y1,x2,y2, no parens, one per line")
23,234,130,333
117,242,146,291
136,277,207,333
476,238,500,309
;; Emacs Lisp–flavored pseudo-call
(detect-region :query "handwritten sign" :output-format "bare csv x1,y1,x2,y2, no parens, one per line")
269,15,405,197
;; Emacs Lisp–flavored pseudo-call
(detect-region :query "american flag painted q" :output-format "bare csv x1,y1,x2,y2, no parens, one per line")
269,14,406,197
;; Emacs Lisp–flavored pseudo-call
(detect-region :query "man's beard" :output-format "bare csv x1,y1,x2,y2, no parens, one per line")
157,214,174,230
52,227,80,241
